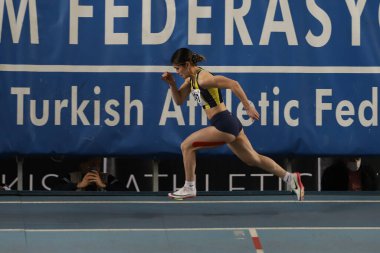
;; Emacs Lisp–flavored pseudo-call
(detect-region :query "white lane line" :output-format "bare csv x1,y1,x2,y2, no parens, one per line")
1,227,380,232
0,200,380,204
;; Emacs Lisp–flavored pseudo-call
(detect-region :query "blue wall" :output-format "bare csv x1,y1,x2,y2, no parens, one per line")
0,0,379,155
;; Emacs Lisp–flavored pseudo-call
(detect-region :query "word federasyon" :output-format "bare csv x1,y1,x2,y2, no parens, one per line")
0,0,376,47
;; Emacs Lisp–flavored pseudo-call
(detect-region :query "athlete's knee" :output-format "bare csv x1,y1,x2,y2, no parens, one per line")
180,140,193,153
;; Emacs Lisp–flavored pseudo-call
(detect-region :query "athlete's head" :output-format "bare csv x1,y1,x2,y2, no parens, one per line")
171,48,205,66
171,48,205,78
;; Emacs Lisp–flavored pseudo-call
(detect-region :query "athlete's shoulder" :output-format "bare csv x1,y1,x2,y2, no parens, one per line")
197,70,215,87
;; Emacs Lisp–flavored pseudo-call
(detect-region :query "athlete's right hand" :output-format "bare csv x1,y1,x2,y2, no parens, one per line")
247,105,260,121
161,72,175,86
245,102,260,122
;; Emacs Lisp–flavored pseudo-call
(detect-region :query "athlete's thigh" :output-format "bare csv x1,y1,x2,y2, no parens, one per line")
183,126,236,150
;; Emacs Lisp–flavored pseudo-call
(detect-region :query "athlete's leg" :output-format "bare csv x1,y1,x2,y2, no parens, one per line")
168,126,236,199
181,126,236,181
227,130,287,178
227,130,304,200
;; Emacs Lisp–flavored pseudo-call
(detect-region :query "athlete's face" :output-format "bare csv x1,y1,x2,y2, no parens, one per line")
173,62,190,79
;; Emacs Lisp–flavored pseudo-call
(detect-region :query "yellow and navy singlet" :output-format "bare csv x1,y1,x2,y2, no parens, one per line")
190,68,224,109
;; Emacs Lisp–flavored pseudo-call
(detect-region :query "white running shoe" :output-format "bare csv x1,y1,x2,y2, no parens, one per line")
290,172,305,201
168,186,196,199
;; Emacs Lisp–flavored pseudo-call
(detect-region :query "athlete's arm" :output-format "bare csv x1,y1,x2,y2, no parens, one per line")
199,73,260,120
162,72,191,105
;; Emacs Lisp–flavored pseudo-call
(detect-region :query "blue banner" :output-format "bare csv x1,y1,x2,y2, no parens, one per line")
0,0,379,155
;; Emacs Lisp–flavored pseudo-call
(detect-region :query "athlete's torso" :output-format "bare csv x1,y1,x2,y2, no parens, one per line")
190,68,227,119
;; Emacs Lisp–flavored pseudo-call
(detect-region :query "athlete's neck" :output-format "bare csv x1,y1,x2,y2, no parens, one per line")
189,66,201,80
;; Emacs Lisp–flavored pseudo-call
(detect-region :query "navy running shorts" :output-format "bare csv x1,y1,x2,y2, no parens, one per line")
210,110,243,137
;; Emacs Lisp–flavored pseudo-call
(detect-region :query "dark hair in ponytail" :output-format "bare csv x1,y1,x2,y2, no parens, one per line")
171,48,206,65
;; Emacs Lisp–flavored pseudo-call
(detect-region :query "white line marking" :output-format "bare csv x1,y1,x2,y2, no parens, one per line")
249,228,265,253
0,200,380,204
1,227,380,233
249,228,259,237
0,64,380,73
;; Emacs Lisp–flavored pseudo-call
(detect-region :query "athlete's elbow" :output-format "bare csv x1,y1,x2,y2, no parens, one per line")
231,81,241,91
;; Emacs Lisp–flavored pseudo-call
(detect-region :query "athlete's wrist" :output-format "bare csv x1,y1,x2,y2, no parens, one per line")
243,101,254,110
